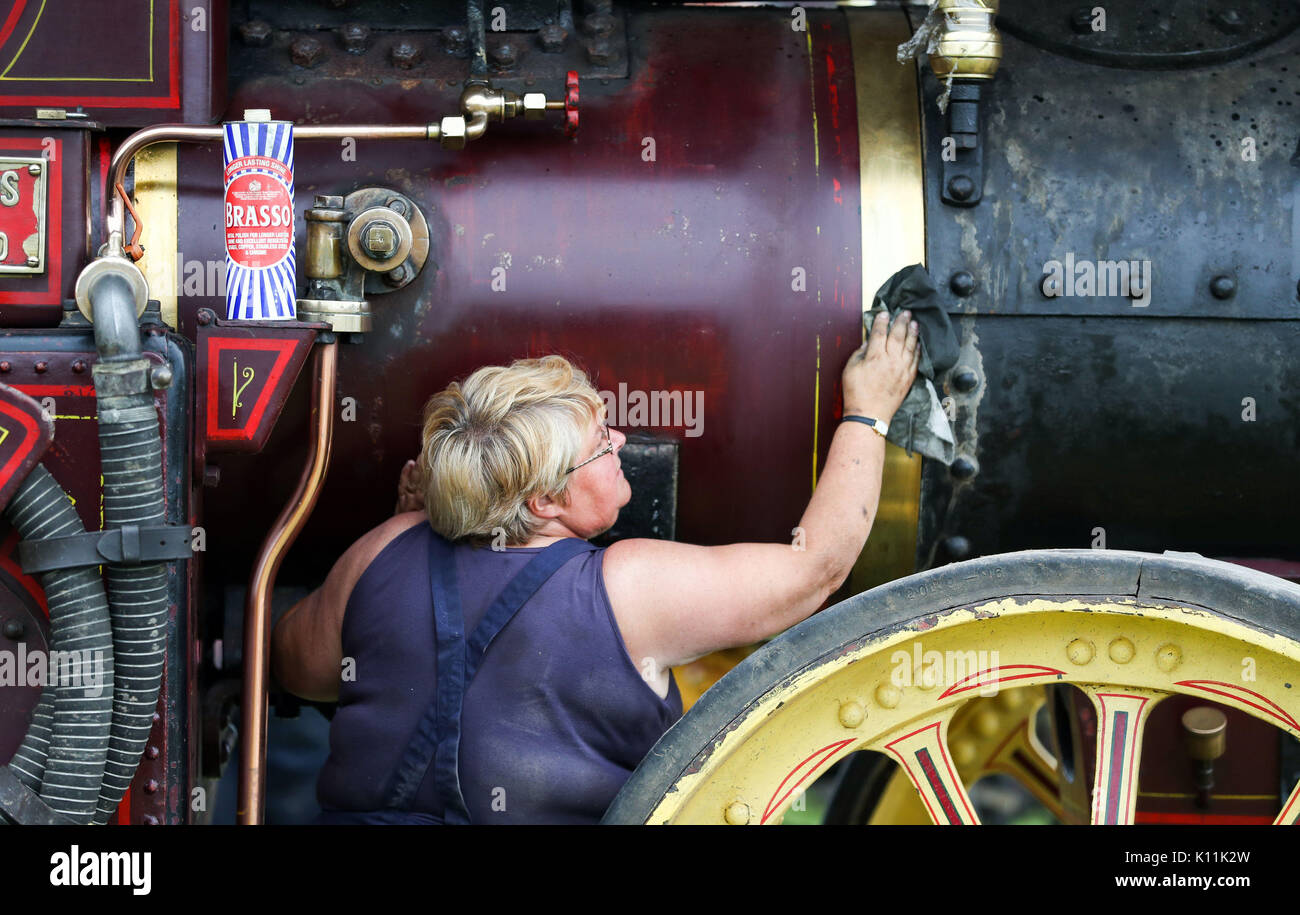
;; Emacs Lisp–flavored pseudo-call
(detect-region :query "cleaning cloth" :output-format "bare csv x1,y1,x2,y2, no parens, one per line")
864,264,959,464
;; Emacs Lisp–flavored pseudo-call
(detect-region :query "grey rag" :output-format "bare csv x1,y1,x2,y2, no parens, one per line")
865,264,958,465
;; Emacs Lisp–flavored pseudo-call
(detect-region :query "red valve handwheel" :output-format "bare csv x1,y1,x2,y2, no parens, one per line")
565,70,579,139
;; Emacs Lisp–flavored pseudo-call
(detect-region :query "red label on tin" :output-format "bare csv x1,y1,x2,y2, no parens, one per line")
223,157,293,269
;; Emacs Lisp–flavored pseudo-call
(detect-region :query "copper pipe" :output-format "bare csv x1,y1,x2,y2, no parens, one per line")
236,341,338,825
105,123,438,248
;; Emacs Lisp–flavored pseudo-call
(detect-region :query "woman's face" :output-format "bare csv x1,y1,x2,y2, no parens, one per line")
560,411,631,538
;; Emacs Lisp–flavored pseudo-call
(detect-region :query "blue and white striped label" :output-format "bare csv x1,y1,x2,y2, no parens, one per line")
223,120,296,320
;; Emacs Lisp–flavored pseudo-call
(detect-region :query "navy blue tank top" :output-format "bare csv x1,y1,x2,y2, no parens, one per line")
316,521,683,824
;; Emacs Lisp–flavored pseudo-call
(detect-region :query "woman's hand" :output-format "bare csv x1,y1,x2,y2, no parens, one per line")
842,309,921,423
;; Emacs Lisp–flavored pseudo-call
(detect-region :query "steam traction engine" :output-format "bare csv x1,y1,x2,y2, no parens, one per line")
0,0,1297,827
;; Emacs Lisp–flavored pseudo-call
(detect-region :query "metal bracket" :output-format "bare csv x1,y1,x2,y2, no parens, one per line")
19,523,193,574
0,767,75,825
940,82,986,208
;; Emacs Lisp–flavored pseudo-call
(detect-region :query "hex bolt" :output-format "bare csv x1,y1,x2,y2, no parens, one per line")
582,13,616,38
587,37,615,66
539,23,568,53
3,619,25,641
391,38,423,69
239,19,272,47
289,36,325,68
489,40,519,69
442,26,468,55
339,22,370,53
1210,275,1236,300
950,454,979,481
946,175,975,202
951,367,979,393
949,270,975,297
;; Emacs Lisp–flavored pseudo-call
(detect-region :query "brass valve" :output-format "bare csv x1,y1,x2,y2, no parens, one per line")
435,73,577,149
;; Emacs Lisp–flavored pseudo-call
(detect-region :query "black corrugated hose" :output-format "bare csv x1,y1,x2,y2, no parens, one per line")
90,272,170,825
2,465,115,823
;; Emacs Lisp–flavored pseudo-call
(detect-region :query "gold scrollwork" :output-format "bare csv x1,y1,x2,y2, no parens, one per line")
232,358,255,419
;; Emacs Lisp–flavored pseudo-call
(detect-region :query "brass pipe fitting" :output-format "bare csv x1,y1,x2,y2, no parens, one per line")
929,0,1002,80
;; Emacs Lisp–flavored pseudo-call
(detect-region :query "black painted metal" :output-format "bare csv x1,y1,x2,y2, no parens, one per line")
921,22,1300,318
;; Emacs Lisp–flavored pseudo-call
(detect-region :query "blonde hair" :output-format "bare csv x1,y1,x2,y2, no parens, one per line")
419,355,604,544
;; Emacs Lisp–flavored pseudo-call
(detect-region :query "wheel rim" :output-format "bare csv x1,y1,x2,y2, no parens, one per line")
603,549,1300,825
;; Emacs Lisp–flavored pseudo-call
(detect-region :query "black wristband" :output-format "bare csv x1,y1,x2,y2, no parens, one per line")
841,414,888,436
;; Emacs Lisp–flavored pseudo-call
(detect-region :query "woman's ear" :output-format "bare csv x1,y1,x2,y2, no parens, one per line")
528,492,564,519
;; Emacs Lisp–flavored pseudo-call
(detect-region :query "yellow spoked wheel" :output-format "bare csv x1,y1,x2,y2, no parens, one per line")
602,549,1300,825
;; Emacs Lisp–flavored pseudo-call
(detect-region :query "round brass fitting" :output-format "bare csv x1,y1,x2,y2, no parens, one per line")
929,0,1002,80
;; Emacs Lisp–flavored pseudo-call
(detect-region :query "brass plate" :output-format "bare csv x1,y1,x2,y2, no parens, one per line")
0,156,47,275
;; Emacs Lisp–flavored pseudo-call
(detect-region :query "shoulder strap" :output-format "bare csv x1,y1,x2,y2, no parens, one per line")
383,533,594,823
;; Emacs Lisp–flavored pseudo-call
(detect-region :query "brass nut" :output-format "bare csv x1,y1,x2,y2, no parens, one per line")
364,222,399,259
522,92,547,120
440,116,468,150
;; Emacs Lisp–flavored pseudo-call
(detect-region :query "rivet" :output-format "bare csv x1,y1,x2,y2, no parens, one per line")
151,711,161,724
1209,275,1236,299
196,308,215,326
998,688,1024,710
974,709,1000,737
2,619,25,640
1108,637,1135,664
837,700,865,728
949,270,975,297
951,367,979,393
72,359,86,373
943,535,972,560
1066,638,1095,665
724,801,750,825
946,175,975,202
1069,6,1097,34
143,779,159,794
145,745,160,760
915,665,939,691
1155,643,1182,672
0,362,10,373
952,739,977,766
875,682,901,709
142,814,160,825
34,361,48,373
950,455,979,481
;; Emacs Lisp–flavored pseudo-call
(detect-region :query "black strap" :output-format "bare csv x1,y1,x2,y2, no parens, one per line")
383,532,592,822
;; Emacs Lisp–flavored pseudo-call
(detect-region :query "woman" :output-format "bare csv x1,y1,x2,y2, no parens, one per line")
272,308,920,823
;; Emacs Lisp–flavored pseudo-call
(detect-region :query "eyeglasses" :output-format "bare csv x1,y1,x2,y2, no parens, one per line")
565,422,614,474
